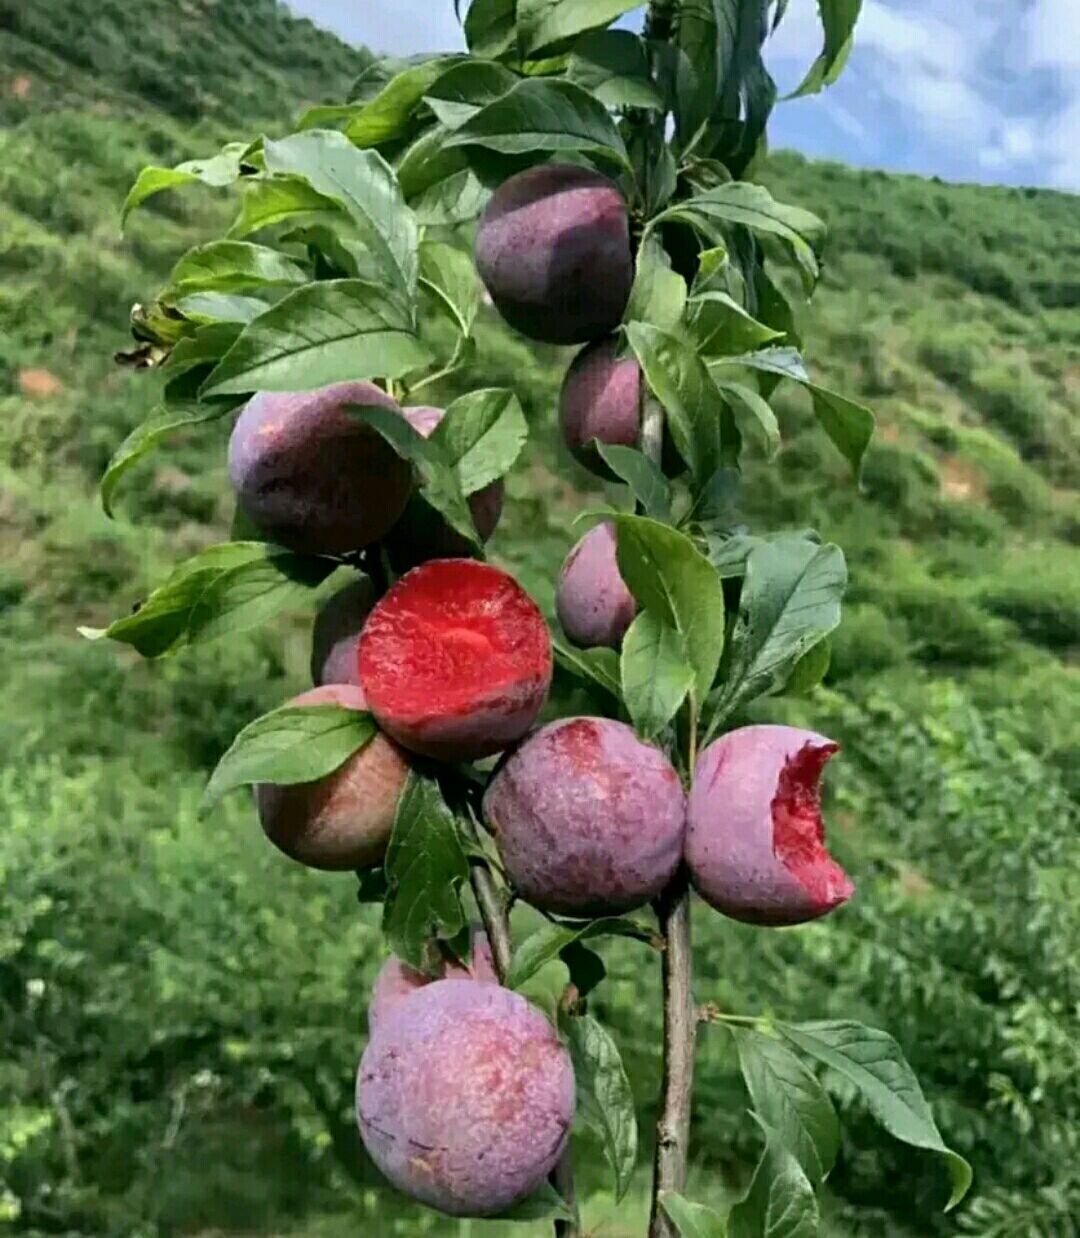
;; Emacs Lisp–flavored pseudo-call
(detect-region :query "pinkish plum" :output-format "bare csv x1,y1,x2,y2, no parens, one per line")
368,927,499,1035
556,522,636,650
475,164,633,345
560,336,642,476
255,684,409,871
227,381,413,555
310,577,376,686
356,979,575,1217
686,725,854,926
485,717,686,916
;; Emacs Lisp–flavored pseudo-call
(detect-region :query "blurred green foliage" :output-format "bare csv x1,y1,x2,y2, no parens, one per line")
0,2,1077,1236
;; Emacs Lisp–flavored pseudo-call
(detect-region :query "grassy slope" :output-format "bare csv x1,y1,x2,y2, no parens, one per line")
1,2,1078,1235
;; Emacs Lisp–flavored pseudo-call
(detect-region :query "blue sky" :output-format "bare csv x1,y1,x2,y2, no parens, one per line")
289,1,1079,191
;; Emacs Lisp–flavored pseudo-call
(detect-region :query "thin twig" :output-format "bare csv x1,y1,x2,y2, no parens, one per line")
467,854,579,1238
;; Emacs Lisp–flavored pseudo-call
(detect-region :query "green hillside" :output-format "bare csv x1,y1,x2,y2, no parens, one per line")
1,2,1077,1236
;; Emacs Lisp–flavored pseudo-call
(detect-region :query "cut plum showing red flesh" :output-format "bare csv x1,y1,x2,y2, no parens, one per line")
358,559,552,762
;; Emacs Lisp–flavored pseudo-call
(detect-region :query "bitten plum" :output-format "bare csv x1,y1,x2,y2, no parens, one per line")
485,717,685,916
686,725,854,926
556,522,636,649
358,559,552,762
357,979,574,1217
474,164,633,345
310,577,376,686
384,405,505,570
228,381,413,555
560,336,642,475
255,685,409,871
368,927,499,1035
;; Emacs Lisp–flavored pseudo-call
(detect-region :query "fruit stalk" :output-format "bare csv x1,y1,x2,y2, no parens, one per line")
467,852,579,1237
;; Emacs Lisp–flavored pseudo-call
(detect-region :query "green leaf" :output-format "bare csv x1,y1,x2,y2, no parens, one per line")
688,291,784,356
79,543,335,659
657,184,825,292
709,349,875,477
568,29,664,109
201,704,377,813
382,771,470,973
507,917,651,991
661,1193,730,1238
228,175,346,240
263,131,419,298
444,79,630,168
624,323,735,485
566,1015,638,1201
777,1021,973,1209
170,293,267,325
100,401,234,517
433,388,528,494
397,126,490,224
621,611,694,739
611,515,726,700
518,0,642,56
553,640,623,701
168,242,308,295
419,240,481,339
785,638,831,695
731,1027,840,1186
464,0,518,59
595,443,673,521
625,233,688,332
729,1117,820,1238
712,380,780,459
518,958,572,1026
790,0,864,98
495,1180,576,1223
347,404,481,548
424,59,520,128
343,56,465,147
121,143,248,225
710,538,846,726
201,280,431,398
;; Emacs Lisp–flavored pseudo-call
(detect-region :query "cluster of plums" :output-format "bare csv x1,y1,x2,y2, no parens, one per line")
226,163,852,1218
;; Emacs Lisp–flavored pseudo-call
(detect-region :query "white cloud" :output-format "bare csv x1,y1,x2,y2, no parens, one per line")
1027,0,1080,71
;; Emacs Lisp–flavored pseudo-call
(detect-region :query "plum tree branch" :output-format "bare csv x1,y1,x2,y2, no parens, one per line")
648,867,697,1238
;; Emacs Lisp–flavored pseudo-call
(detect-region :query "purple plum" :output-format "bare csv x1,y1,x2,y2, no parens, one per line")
228,381,413,555
485,717,686,916
368,927,499,1035
356,979,575,1216
255,684,409,871
474,164,633,345
310,577,376,686
556,522,636,650
560,336,642,476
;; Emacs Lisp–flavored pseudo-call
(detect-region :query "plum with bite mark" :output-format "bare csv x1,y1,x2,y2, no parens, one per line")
686,725,854,926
